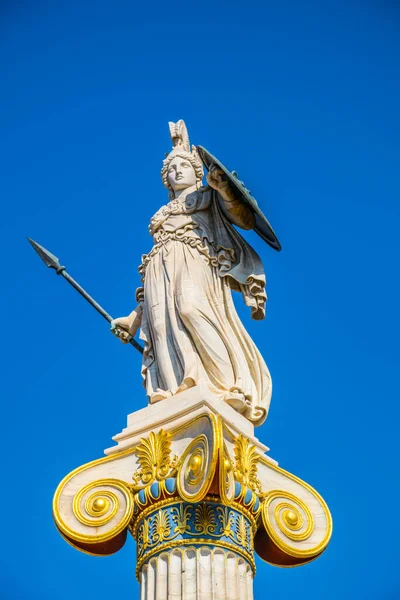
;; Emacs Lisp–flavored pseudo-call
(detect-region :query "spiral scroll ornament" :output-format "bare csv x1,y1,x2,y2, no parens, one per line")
260,490,331,560
53,478,134,550
177,434,216,502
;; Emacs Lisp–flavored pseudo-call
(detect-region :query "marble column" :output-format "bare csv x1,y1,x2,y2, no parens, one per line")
140,547,253,600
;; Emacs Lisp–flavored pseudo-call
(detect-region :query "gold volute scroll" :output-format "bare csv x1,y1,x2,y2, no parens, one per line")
177,436,212,502
176,414,219,502
53,477,134,556
255,486,332,567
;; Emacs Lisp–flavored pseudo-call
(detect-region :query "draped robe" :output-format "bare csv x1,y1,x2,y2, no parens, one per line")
136,187,272,426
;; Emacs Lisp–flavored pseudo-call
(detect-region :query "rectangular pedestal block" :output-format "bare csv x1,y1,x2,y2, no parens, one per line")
140,547,253,600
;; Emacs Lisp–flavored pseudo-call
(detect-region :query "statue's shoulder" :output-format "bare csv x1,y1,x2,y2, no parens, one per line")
186,186,213,211
150,202,169,221
185,189,205,209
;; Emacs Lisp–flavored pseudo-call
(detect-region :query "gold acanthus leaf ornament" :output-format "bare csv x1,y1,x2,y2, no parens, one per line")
132,429,178,487
233,434,262,493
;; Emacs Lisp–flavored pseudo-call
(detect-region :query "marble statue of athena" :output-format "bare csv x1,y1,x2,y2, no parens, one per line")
111,120,272,426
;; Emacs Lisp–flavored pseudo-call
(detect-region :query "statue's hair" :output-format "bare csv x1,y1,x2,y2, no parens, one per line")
161,149,204,191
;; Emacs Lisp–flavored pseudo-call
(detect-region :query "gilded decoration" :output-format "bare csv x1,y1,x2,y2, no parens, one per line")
132,429,178,487
193,502,218,535
134,498,255,576
233,434,262,494
137,516,151,552
52,413,331,569
236,514,250,548
261,489,328,560
78,488,119,526
171,503,192,535
54,477,134,549
217,506,235,538
152,509,173,543
218,437,235,505
177,432,217,503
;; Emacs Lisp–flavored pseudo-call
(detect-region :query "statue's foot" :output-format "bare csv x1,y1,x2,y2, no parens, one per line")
223,389,247,414
150,389,172,404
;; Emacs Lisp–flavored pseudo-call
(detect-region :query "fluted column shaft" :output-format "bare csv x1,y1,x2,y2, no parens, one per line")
140,547,253,600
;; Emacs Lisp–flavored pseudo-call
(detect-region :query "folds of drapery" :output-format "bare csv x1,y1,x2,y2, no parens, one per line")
135,188,272,426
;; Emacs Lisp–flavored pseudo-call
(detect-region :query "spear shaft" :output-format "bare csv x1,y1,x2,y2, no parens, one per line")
28,238,144,354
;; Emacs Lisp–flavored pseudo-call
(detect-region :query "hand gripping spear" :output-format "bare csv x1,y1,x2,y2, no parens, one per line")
28,238,144,354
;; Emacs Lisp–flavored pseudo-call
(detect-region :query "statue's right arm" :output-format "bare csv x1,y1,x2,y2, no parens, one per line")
110,303,143,344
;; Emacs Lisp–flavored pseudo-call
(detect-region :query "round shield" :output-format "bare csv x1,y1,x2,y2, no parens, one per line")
197,145,281,251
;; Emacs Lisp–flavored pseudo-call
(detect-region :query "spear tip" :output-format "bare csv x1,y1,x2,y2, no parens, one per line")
28,237,62,271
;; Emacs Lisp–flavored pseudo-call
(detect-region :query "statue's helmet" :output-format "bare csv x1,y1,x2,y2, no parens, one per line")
161,120,204,190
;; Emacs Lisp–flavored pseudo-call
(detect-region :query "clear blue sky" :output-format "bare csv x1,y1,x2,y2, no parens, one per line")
1,1,399,598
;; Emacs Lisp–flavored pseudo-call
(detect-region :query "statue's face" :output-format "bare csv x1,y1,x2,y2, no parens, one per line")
167,156,197,191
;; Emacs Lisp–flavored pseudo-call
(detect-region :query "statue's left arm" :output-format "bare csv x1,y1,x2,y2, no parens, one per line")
206,166,255,230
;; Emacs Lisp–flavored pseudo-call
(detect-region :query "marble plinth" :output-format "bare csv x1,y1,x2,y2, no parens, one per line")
105,385,264,455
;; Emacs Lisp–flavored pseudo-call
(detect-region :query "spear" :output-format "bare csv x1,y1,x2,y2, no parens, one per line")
28,238,144,354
